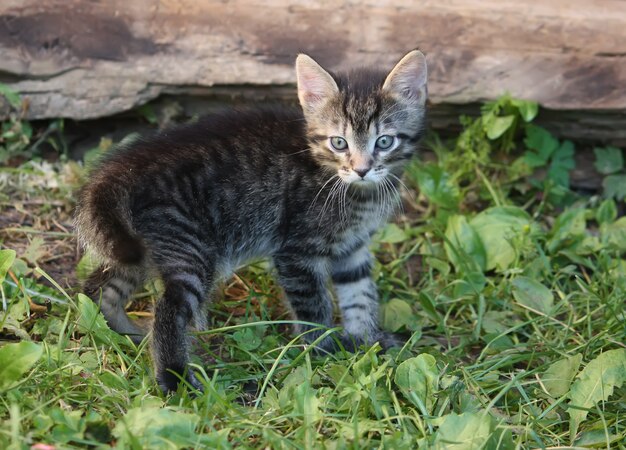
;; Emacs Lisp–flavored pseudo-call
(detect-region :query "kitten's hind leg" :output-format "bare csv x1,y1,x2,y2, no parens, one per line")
152,264,214,393
84,265,146,344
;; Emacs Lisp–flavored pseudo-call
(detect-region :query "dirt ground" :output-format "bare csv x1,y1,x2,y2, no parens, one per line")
1,188,79,289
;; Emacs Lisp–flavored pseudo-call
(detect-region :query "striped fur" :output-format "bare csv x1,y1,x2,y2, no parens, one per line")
75,50,428,392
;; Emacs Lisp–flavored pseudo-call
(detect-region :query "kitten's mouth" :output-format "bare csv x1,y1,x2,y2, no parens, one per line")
343,178,380,190
351,178,377,187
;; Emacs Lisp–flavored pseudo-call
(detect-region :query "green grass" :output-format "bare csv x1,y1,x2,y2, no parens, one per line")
1,98,626,449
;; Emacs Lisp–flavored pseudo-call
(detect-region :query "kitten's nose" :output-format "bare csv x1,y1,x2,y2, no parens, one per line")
354,168,370,178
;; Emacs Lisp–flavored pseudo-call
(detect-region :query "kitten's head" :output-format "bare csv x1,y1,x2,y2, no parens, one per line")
296,50,427,185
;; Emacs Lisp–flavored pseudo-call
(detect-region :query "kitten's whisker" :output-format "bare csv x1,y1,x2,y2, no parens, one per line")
338,183,345,227
379,182,387,225
337,181,348,227
382,178,395,220
389,173,412,196
318,181,335,221
288,148,314,156
378,178,389,221
309,174,339,212
336,181,346,228
341,182,350,226
376,180,387,225
385,177,404,217
318,178,342,225
387,174,408,216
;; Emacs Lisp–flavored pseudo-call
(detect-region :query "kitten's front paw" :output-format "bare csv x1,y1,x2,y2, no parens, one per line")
377,331,405,351
157,368,204,394
310,332,365,354
309,331,405,355
340,331,404,352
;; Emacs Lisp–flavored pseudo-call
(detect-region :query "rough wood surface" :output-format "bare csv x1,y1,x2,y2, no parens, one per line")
1,0,625,128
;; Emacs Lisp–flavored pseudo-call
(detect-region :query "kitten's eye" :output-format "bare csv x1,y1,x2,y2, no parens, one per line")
329,136,348,152
375,135,395,150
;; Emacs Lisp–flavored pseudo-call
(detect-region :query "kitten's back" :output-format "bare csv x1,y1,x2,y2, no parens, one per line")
74,105,309,265
103,106,306,172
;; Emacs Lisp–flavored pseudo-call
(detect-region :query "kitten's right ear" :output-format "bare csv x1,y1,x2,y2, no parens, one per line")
383,50,428,105
295,54,339,115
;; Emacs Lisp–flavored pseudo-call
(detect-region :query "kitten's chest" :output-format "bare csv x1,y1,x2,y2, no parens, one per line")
349,199,388,228
330,199,388,253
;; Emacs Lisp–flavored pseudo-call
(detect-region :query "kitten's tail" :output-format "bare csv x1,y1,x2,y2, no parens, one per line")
74,180,145,266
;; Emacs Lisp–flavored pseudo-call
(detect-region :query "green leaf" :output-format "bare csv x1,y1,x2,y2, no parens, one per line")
552,141,575,168
511,99,539,122
548,167,570,188
49,408,87,444
0,249,16,284
481,311,513,334
601,217,626,251
469,206,533,271
20,121,33,140
75,251,101,282
524,125,559,160
523,151,548,168
77,293,109,333
382,298,415,332
568,349,626,441
603,174,626,201
424,256,450,277
278,366,315,411
596,199,617,225
394,354,438,413
594,146,624,175
432,412,494,450
511,276,554,315
414,163,459,209
418,292,440,325
376,223,409,244
574,430,621,447
484,115,515,140
113,407,205,448
294,381,322,423
541,354,582,398
76,293,127,346
232,328,262,351
548,140,575,186
453,271,486,297
547,208,587,253
444,215,486,273
0,341,43,389
0,83,21,109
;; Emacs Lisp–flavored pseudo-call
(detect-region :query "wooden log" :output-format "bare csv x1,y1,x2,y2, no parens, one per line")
1,0,625,141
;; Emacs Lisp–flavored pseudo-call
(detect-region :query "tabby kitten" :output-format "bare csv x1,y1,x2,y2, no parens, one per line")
75,50,428,393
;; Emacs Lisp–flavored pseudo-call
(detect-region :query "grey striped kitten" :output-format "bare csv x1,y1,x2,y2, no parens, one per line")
75,50,428,393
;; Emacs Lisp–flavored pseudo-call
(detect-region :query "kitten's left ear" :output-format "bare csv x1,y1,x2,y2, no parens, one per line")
296,54,339,115
383,50,428,105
